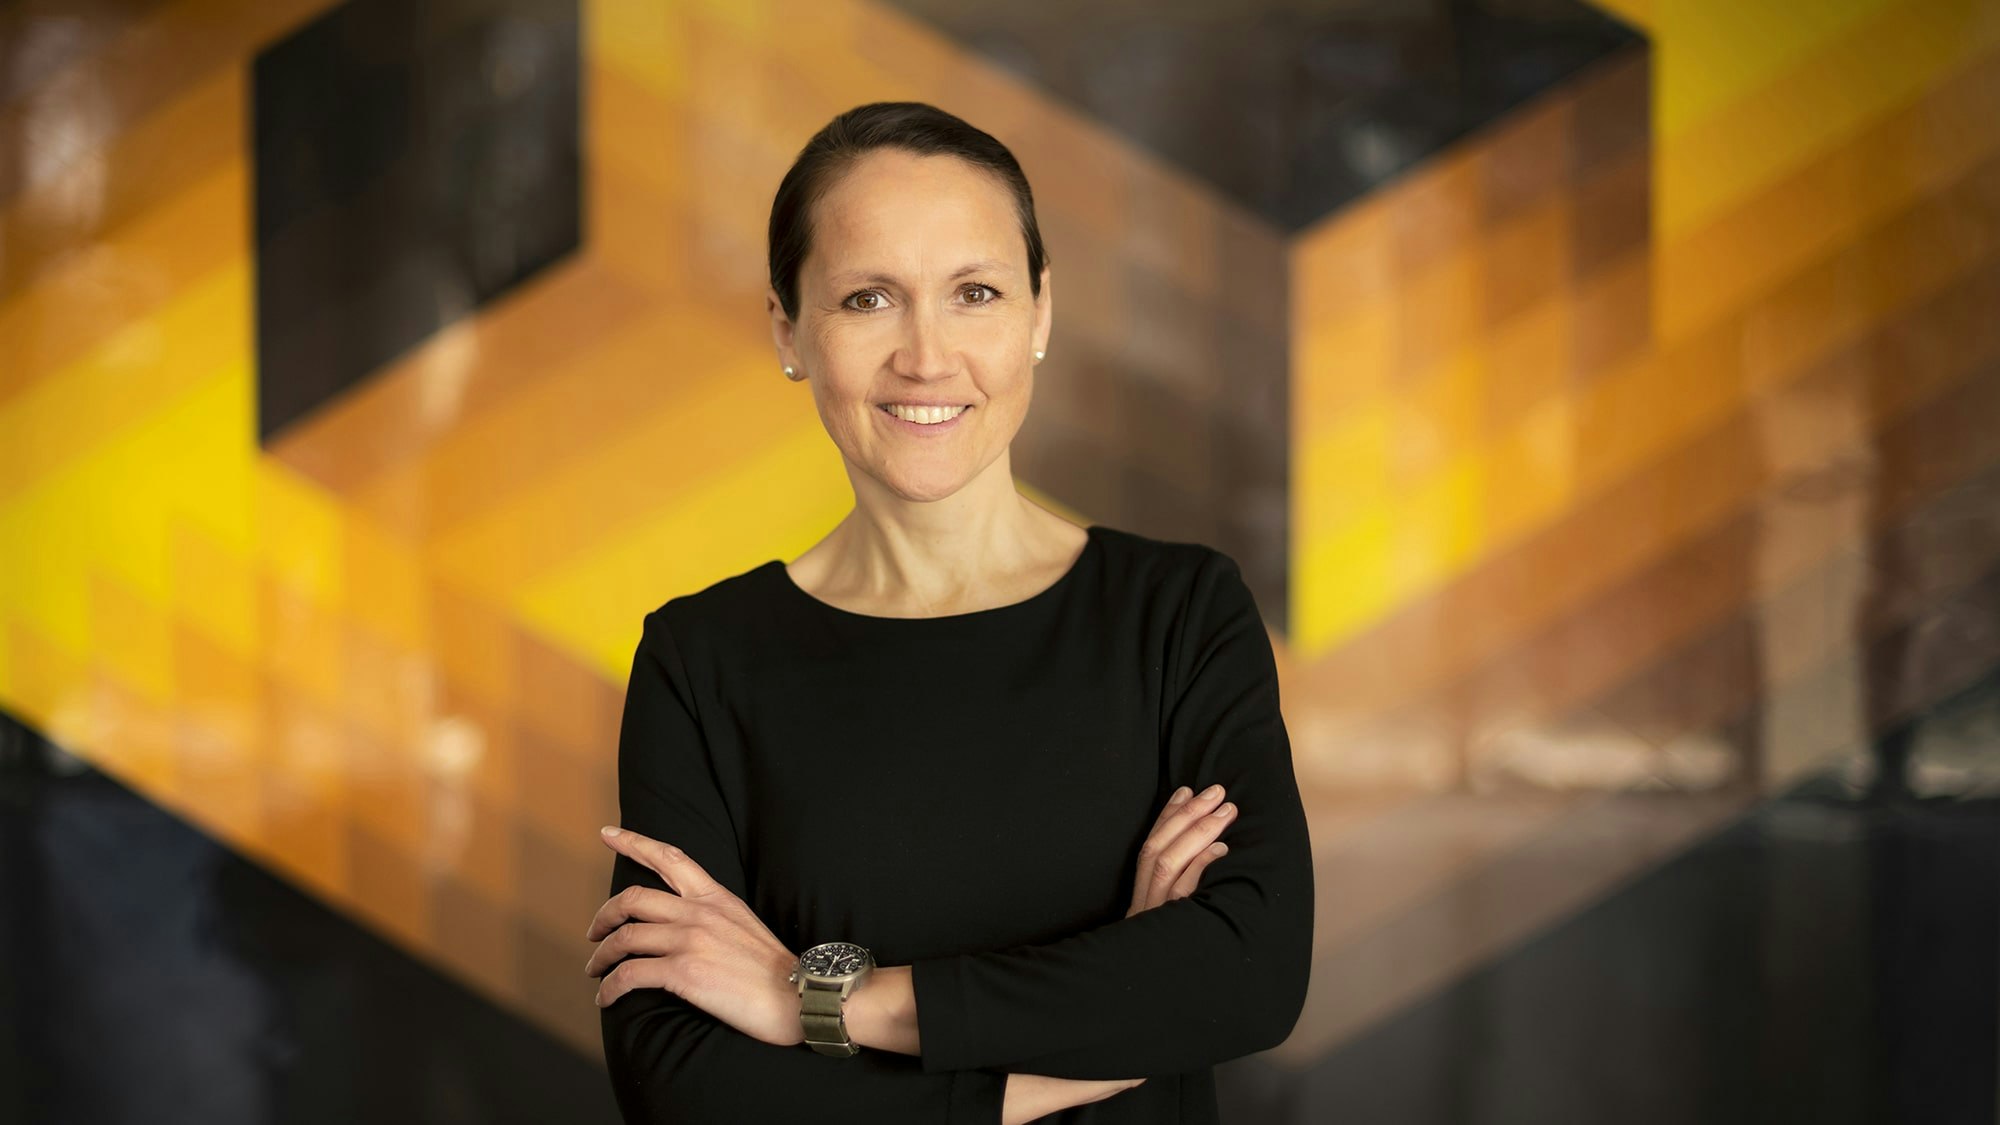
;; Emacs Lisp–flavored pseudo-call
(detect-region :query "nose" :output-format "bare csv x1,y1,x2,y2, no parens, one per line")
891,303,956,382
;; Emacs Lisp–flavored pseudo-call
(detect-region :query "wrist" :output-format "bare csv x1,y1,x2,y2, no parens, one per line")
792,942,877,1055
842,964,919,1055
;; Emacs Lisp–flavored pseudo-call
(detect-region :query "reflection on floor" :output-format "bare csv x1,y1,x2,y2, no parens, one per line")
6,693,1996,1124
1224,670,2000,1124
1240,776,2000,1124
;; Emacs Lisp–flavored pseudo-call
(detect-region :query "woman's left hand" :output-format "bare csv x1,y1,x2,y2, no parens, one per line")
584,826,803,1047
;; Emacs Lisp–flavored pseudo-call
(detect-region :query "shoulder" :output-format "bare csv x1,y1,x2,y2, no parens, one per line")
1078,524,1259,651
637,559,786,652
1087,523,1245,602
1083,526,1269,699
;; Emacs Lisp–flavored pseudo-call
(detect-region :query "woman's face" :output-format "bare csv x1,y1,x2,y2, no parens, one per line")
769,148,1052,504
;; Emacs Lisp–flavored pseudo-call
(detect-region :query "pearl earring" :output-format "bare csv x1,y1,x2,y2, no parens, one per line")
783,365,801,381
1034,350,1045,361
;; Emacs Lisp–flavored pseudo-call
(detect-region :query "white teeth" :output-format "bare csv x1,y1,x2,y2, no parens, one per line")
882,404,967,424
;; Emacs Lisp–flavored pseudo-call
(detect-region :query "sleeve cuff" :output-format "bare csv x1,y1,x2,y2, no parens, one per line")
912,954,974,1074
946,1065,1006,1125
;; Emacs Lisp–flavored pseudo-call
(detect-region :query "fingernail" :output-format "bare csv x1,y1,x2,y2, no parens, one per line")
1212,802,1235,818
601,826,621,837
1169,786,1191,804
1209,843,1228,856
1201,784,1223,800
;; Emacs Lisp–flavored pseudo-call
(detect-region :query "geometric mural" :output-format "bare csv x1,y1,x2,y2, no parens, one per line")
881,0,1646,231
2,0,1997,1110
252,0,583,443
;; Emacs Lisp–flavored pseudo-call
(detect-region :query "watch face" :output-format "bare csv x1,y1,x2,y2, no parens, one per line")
800,942,871,979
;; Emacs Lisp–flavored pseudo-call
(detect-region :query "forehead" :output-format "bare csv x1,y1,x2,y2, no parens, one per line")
807,150,1021,277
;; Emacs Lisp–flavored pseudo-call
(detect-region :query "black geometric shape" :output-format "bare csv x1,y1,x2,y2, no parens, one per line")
878,0,1644,230
251,0,583,444
0,707,619,1125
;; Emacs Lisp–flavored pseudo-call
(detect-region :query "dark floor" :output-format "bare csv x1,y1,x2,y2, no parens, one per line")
1255,776,2000,1125
5,702,1996,1124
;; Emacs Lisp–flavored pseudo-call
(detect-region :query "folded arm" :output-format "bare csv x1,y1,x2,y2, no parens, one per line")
908,551,1316,1079
600,609,1006,1124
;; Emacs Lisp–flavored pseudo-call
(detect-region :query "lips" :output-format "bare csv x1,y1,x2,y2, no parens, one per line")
877,404,971,435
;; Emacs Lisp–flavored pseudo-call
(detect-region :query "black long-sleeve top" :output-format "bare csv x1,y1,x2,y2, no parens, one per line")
599,522,1315,1123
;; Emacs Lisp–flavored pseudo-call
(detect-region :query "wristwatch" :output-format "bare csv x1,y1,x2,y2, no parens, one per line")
789,941,876,1056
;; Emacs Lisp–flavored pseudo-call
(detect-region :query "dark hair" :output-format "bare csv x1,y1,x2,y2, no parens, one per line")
767,102,1049,323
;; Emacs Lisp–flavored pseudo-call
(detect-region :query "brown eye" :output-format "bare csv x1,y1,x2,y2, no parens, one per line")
849,291,881,311
964,284,1000,304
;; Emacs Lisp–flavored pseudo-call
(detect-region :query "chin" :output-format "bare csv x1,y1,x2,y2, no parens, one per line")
876,466,973,503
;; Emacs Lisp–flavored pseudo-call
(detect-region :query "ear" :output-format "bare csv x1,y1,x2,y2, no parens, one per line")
1031,266,1053,358
768,287,801,372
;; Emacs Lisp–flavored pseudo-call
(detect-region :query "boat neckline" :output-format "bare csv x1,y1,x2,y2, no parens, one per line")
770,524,1103,624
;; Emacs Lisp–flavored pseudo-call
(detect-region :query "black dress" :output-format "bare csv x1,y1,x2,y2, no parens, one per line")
599,523,1315,1123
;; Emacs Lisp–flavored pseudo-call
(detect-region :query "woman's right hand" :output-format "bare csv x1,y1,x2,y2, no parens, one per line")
1126,784,1236,917
991,785,1235,1121
1003,1074,1147,1125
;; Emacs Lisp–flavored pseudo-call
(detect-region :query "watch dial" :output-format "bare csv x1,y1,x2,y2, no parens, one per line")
802,942,870,977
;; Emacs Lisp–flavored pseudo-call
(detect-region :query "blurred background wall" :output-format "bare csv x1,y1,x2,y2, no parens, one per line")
2,0,1996,1121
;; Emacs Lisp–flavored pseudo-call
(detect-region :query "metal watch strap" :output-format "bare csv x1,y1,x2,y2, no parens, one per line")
801,984,858,1057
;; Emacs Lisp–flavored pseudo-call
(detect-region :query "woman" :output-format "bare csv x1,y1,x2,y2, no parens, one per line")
580,101,1314,1124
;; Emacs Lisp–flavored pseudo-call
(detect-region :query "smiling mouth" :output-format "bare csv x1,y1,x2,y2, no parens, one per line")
878,404,972,425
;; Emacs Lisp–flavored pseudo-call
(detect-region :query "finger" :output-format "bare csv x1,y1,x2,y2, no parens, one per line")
596,955,674,1009
1161,785,1225,837
1167,842,1227,900
584,920,675,979
1148,786,1193,832
1141,801,1236,911
1153,784,1223,834
1130,787,1228,908
1129,786,1226,910
600,826,724,899
585,883,688,942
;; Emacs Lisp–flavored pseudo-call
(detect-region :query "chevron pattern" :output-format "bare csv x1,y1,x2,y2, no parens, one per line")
2,0,1995,1067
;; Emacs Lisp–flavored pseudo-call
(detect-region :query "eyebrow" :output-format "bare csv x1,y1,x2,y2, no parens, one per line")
826,259,1015,288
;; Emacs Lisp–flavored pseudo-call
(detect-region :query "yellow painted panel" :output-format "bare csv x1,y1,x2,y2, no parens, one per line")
93,672,181,803
1394,346,1487,488
591,0,692,102
0,256,248,499
2,619,78,738
1295,299,1396,422
424,344,801,602
166,452,263,663
1660,58,2000,344
1297,404,1392,540
1293,507,1396,655
0,363,248,651
343,514,430,655
0,158,245,402
1292,198,1397,314
90,568,176,708
518,416,853,678
256,466,346,608
1294,453,1490,653
1659,0,2000,239
1399,452,1487,584
1485,395,1578,546
686,0,774,37
1655,0,1894,140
